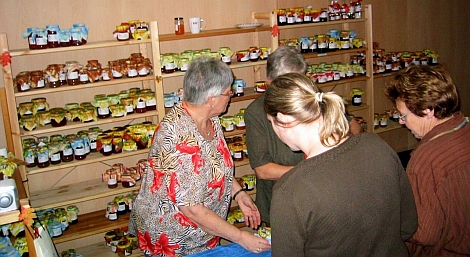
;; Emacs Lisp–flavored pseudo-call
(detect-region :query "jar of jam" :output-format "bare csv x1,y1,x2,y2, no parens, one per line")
49,143,62,165
31,97,48,114
34,28,48,49
126,234,139,250
106,202,118,220
18,102,34,117
69,28,82,46
72,23,88,44
50,108,67,127
45,64,60,88
77,131,91,155
68,108,81,122
61,141,74,162
145,92,157,111
36,144,50,168
132,132,148,150
232,79,246,97
121,97,135,114
71,138,86,160
135,94,147,113
112,137,123,154
116,240,132,257
23,27,37,50
220,116,234,132
66,205,79,224
15,72,31,92
380,114,388,128
351,88,363,106
127,63,138,78
114,195,128,215
30,70,45,89
79,69,89,84
121,175,134,188
46,24,60,48
174,17,184,35
107,171,118,189
99,136,113,156
20,115,37,131
104,231,117,246
231,143,244,161
59,29,70,47
94,97,111,119
23,145,37,168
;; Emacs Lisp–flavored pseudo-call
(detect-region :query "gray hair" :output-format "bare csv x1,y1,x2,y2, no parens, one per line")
264,73,349,147
183,57,234,105
266,46,308,80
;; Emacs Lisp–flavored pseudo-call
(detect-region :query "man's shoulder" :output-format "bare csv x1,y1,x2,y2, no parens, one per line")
246,95,265,115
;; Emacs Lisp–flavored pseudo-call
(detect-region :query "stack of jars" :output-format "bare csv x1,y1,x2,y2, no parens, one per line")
226,134,248,162
306,61,364,84
22,23,88,50
105,191,138,221
35,206,79,238
102,162,142,189
104,228,138,256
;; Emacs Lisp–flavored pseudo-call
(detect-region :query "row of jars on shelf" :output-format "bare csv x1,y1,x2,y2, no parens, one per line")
275,0,363,26
23,23,89,50
104,228,139,256
103,161,145,189
160,46,271,73
374,109,401,129
113,20,150,41
106,190,139,222
14,53,153,92
18,88,157,131
34,206,80,238
21,122,156,168
281,35,364,54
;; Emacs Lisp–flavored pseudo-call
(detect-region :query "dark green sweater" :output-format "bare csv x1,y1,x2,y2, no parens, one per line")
271,133,417,257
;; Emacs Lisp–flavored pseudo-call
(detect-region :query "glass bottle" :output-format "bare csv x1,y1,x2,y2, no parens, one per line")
174,17,184,35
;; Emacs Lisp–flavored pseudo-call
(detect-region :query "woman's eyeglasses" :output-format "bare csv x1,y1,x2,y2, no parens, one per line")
220,90,234,97
398,111,411,122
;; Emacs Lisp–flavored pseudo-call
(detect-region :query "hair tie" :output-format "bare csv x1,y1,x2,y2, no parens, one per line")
315,92,324,102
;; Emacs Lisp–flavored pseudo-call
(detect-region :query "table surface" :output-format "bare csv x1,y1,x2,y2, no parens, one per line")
187,243,271,257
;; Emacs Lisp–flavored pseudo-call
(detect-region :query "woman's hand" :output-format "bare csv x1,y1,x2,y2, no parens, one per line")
237,230,271,253
236,191,261,229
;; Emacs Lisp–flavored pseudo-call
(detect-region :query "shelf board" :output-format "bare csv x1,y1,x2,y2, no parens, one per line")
74,241,144,257
9,39,152,57
53,209,132,244
302,47,368,60
159,26,272,42
14,76,155,97
0,210,20,225
224,129,246,138
19,111,158,136
26,149,148,175
231,87,264,103
162,60,267,78
278,18,367,30
374,120,405,133
346,104,369,113
234,158,250,168
316,75,368,89
29,178,141,210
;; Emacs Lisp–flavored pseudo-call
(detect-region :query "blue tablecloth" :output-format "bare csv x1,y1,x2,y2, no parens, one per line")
186,243,271,257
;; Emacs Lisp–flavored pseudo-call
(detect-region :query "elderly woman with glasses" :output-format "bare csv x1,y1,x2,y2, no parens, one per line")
385,64,470,256
129,57,270,257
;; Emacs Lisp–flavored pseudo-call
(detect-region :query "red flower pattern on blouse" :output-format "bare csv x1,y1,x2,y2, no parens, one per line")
139,231,179,256
208,174,226,201
206,236,220,249
176,139,205,174
167,172,180,203
216,138,233,167
149,158,165,194
174,212,198,228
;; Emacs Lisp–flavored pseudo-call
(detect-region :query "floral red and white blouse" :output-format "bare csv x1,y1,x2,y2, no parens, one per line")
129,103,234,257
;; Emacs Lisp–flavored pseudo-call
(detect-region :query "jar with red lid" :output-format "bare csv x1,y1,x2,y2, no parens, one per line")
46,24,60,48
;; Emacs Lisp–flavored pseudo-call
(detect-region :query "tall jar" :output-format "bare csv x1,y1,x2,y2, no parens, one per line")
36,144,50,168
48,143,62,165
61,141,74,162
174,17,184,35
34,28,48,49
71,138,87,160
46,24,60,48
93,96,111,119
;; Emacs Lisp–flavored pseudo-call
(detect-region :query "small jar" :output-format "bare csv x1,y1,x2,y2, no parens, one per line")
20,115,37,131
112,137,123,154
114,196,128,215
232,143,244,161
15,73,31,92
232,79,246,97
126,234,139,250
50,108,67,127
67,205,79,224
61,141,74,162
99,136,113,156
30,70,45,89
380,114,388,128
94,97,111,119
59,29,70,47
220,116,234,132
145,92,157,111
174,17,184,35
121,97,135,114
106,202,118,221
351,88,363,106
71,138,87,160
79,70,89,84
49,143,62,165
36,144,50,168
116,240,132,257
23,146,37,168
18,102,34,117
135,94,147,113
45,64,61,88
104,231,117,246
127,63,138,78
233,113,245,130
31,97,48,114
35,28,48,49
46,24,60,48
